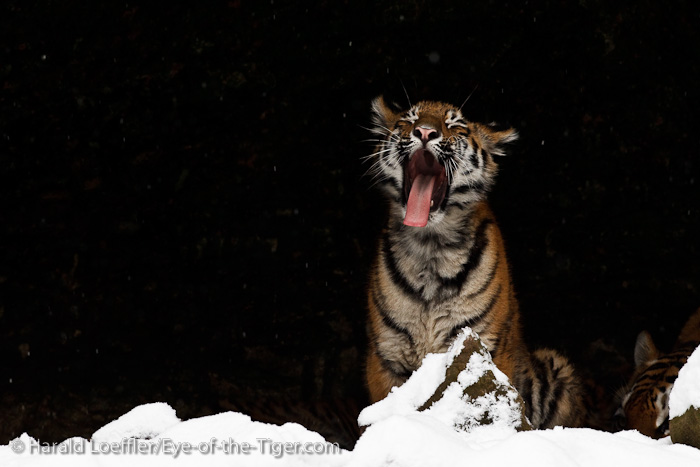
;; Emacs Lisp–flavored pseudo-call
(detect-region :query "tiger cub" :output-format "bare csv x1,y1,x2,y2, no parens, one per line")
616,307,700,438
364,97,585,429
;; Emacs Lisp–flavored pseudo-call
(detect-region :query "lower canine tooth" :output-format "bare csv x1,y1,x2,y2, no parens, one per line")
430,200,434,207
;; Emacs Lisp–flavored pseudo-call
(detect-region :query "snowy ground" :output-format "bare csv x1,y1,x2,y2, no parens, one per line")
3,332,700,467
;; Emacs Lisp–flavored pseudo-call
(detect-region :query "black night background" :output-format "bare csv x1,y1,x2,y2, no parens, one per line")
1,1,698,446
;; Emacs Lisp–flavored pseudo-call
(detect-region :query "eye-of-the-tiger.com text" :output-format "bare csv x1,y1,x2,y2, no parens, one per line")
10,437,343,459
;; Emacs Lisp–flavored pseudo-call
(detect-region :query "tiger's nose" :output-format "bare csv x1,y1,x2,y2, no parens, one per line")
413,126,440,143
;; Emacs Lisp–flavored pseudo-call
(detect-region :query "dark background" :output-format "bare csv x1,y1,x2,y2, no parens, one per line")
1,0,698,445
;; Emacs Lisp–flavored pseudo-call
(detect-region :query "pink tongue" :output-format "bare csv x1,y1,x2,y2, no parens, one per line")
403,174,436,227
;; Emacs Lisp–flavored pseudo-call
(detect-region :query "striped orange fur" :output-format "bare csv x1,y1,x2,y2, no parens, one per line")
616,307,700,438
364,97,585,428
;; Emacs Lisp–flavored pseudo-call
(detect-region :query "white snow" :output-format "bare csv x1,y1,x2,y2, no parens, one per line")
3,330,700,466
669,345,700,419
2,406,347,467
359,328,525,438
91,402,180,443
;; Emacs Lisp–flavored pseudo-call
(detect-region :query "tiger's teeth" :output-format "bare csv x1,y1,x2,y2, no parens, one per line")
430,200,434,207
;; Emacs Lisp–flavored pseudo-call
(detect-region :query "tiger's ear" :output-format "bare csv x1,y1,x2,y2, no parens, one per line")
371,96,401,134
634,331,660,369
475,123,519,156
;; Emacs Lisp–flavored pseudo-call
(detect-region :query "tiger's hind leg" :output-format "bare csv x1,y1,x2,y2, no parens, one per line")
520,349,587,429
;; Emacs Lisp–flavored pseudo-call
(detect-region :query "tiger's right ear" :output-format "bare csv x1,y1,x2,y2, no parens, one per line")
634,331,659,369
371,96,401,134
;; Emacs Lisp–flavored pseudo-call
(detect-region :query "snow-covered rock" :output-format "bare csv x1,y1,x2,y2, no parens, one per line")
670,344,700,448
92,402,180,443
359,327,530,436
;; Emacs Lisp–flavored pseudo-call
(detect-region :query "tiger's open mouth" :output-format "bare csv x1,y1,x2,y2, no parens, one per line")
403,149,447,227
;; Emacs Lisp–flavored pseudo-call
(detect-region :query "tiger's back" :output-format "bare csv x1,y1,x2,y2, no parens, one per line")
365,97,585,429
617,307,700,438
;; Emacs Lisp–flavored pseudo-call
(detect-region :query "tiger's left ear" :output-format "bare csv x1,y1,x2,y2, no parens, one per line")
477,123,519,156
634,331,660,369
370,96,402,134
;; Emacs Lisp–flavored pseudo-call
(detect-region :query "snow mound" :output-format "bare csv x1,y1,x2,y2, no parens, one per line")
669,344,700,419
359,327,529,438
92,402,180,442
3,331,700,466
